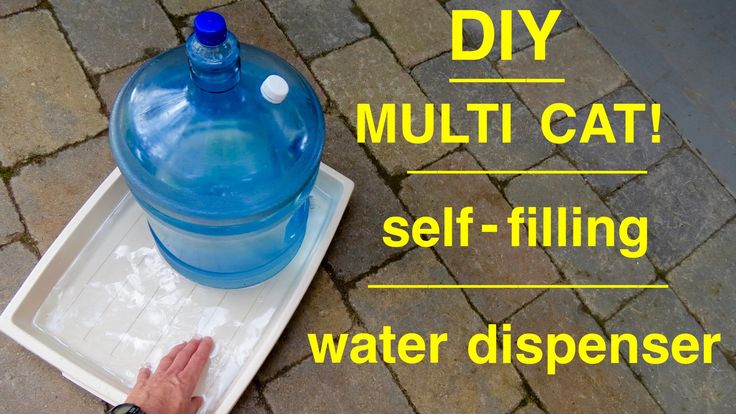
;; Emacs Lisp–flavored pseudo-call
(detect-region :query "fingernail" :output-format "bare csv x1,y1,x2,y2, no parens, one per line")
143,362,152,370
193,334,202,340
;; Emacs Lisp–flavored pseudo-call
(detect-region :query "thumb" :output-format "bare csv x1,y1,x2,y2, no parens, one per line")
188,396,204,414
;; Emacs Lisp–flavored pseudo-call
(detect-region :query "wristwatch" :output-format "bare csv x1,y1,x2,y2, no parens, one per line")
107,403,145,414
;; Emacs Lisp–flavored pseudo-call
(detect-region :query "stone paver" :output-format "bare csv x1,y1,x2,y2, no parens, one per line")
11,137,115,253
231,385,270,414
257,269,352,381
161,0,230,16
668,219,736,356
312,38,453,175
263,0,370,58
183,0,327,105
510,289,662,413
97,62,141,114
556,86,682,194
412,53,554,177
322,116,412,281
497,28,627,120
350,248,526,413
0,185,22,245
0,0,37,16
355,0,451,67
0,1,731,411
609,148,736,271
0,335,104,413
0,242,36,309
400,151,558,321
505,156,656,319
0,242,103,413
263,327,413,414
607,286,736,413
49,0,178,74
0,11,106,166
445,0,577,61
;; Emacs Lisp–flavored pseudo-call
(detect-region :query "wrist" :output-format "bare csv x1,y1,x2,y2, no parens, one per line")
107,403,145,414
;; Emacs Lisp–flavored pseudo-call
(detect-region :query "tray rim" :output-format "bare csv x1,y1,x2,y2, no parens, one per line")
0,162,354,413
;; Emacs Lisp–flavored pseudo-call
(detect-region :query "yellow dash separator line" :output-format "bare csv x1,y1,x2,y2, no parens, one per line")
368,284,669,289
449,78,566,84
407,170,647,175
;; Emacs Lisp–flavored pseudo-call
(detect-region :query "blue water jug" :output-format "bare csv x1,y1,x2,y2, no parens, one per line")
109,11,324,288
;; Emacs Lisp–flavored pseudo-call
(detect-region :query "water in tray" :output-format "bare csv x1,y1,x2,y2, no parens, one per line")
33,186,330,413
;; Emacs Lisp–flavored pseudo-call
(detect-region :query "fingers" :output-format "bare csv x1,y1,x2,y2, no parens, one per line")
167,338,203,375
135,366,151,384
179,337,214,389
155,341,188,375
188,396,205,414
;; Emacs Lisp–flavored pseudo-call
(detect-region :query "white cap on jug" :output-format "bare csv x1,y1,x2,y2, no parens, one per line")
261,75,289,104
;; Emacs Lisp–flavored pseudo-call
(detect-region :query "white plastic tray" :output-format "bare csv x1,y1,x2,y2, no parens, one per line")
0,163,353,414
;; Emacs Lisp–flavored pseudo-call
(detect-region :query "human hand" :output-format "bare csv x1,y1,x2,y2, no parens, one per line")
126,337,214,414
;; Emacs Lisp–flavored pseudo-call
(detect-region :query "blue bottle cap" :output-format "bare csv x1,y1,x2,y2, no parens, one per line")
193,11,227,46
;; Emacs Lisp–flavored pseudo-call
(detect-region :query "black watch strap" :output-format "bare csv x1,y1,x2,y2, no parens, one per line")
107,403,145,414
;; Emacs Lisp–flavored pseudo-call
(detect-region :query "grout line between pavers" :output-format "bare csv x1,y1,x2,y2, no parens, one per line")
540,128,666,281
0,2,47,20
599,141,686,207
1,131,110,260
601,143,725,278
256,271,358,384
425,241,551,413
159,0,242,20
39,1,109,119
2,129,109,178
259,247,421,408
335,244,420,291
331,0,452,82
535,247,672,412
659,213,736,372
153,0,193,44
596,301,676,412
599,271,736,403
253,380,276,414
570,284,669,413
600,279,659,323
489,24,582,127
252,0,333,108
556,0,736,201
2,174,41,258
0,237,20,250
324,260,424,414
295,30,369,66
343,0,420,74
258,352,312,388
320,263,422,414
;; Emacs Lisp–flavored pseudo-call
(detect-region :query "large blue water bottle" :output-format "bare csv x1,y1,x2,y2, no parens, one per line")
109,11,324,288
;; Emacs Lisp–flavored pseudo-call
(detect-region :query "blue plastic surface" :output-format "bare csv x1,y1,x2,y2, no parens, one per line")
109,12,324,288
193,11,227,46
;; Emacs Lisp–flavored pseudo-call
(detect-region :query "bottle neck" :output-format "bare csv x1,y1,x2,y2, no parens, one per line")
186,33,241,93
